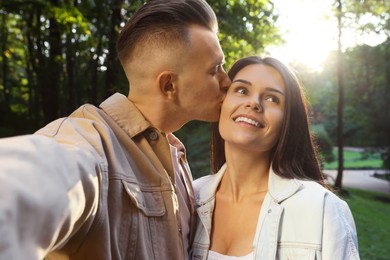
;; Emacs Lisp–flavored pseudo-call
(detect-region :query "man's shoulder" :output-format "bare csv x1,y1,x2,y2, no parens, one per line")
35,104,105,137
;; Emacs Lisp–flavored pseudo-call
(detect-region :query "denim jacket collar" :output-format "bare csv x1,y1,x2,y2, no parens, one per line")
267,167,303,203
195,163,302,206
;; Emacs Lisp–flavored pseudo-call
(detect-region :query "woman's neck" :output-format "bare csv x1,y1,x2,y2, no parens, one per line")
219,145,271,203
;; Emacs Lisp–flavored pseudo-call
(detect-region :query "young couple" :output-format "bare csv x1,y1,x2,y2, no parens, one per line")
0,0,359,259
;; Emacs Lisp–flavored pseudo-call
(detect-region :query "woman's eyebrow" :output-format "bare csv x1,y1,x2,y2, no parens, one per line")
266,87,285,96
232,79,252,85
232,79,285,97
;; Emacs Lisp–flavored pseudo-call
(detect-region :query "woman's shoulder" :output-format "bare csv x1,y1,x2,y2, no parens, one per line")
292,179,346,205
282,179,355,227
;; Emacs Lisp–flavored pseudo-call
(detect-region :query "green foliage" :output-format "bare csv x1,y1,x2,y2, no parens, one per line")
342,0,390,36
323,148,383,170
175,121,213,179
343,188,390,259
299,38,390,151
210,0,282,68
295,0,390,161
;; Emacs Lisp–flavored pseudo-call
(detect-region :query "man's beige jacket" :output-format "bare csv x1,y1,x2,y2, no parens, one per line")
0,93,195,259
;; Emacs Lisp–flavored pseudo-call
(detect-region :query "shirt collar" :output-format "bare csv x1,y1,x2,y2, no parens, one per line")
166,133,186,158
99,93,152,138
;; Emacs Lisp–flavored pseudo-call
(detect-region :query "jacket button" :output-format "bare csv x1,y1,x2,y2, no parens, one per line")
268,209,272,213
149,131,158,141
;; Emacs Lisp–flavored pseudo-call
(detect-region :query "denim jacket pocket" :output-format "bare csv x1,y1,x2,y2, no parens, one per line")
190,243,208,260
120,180,167,259
277,244,319,260
122,181,166,217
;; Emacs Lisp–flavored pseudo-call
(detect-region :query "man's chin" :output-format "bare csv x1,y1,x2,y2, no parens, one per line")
203,115,219,123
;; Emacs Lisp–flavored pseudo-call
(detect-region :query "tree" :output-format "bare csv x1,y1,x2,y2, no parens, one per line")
334,0,345,190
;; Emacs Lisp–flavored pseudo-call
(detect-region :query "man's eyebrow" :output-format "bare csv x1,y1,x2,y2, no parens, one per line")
214,56,225,66
232,79,286,96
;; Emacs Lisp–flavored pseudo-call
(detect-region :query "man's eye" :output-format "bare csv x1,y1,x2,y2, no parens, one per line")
215,65,222,73
210,66,219,75
213,64,225,75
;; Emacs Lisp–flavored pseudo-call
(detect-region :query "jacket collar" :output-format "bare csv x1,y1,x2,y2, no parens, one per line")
99,93,152,138
196,163,302,205
195,164,226,205
267,166,302,203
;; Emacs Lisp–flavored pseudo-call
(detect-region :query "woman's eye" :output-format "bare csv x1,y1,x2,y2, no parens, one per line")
265,96,279,103
235,87,247,95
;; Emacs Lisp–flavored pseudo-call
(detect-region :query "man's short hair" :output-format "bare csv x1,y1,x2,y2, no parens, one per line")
116,0,218,64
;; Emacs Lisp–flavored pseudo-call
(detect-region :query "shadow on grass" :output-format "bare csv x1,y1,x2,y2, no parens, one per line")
374,195,390,204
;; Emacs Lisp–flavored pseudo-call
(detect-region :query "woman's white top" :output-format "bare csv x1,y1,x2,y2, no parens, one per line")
208,250,254,260
191,163,360,260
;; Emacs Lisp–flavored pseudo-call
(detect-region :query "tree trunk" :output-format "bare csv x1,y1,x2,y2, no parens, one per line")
41,0,62,123
384,41,390,170
25,11,39,121
91,37,103,105
1,12,10,107
66,33,77,114
335,0,344,189
105,0,124,98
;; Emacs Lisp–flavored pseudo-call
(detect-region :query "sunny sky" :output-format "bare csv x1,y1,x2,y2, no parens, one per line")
266,0,388,71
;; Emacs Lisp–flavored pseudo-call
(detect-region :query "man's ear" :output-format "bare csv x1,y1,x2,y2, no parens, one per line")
157,71,178,100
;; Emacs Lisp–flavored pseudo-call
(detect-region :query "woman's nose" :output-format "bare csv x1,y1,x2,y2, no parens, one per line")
246,99,262,112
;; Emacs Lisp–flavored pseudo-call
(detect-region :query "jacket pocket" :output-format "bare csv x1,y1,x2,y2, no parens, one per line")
190,244,208,260
277,245,319,260
121,180,166,259
122,181,166,217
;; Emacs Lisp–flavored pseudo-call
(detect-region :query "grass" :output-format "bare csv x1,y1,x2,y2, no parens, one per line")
323,148,383,170
342,188,390,259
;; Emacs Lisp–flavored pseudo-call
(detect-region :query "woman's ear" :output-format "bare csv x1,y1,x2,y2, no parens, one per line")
157,71,178,100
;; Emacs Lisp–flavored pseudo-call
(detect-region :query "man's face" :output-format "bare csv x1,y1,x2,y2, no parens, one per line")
175,25,231,122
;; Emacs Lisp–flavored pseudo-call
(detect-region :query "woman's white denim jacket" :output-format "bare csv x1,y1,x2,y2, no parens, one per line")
191,164,360,260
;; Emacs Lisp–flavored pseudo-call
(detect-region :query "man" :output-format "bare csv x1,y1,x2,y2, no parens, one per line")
0,0,230,259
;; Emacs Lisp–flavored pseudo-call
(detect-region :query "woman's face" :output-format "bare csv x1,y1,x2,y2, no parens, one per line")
219,64,286,154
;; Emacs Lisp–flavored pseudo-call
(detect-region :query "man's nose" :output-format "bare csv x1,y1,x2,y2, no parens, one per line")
219,71,231,90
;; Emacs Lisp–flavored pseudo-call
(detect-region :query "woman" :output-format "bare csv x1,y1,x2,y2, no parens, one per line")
191,56,359,259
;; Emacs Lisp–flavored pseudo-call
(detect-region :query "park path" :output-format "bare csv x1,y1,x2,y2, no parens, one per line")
324,169,390,195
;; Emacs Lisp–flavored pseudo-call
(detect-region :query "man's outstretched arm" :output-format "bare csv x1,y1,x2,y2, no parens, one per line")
0,134,101,259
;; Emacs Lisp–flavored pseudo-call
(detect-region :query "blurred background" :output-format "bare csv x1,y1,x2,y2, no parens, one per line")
0,0,389,258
